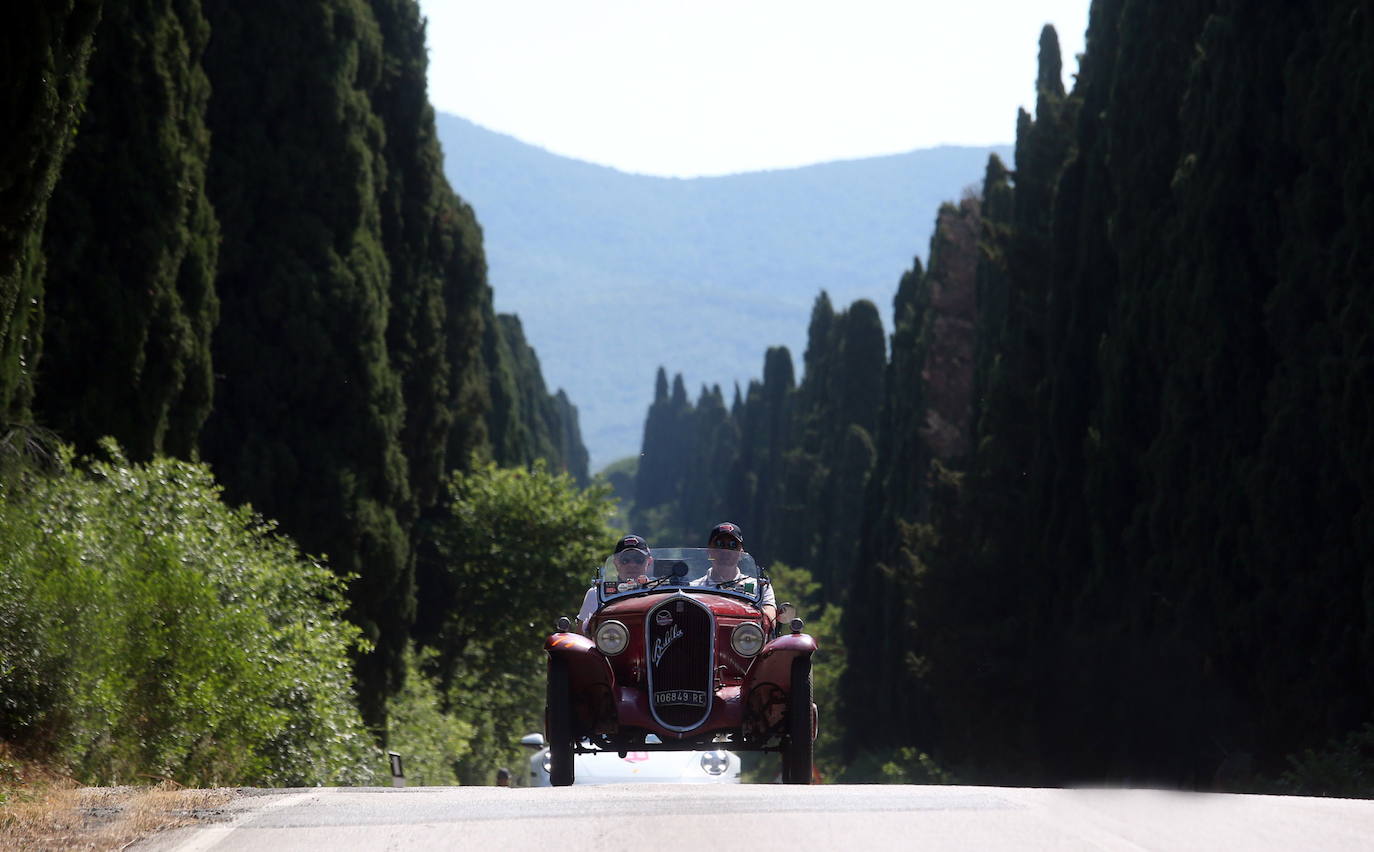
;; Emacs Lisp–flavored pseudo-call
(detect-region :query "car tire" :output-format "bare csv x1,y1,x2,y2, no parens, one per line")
782,656,813,784
547,656,575,787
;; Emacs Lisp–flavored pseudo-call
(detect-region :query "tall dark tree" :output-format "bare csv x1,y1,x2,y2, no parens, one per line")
846,0,1374,788
369,0,457,510
439,202,493,475
740,347,794,559
793,298,885,591
200,0,413,729
1021,0,1124,779
483,311,588,485
38,0,219,461
366,0,500,504
715,347,794,559
633,368,696,531
678,384,737,537
0,0,102,421
843,198,982,761
634,367,675,510
552,389,590,488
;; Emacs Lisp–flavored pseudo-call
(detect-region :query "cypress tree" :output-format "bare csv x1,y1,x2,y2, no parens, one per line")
1025,0,1124,779
843,199,982,761
629,369,698,542
799,290,835,417
37,0,220,461
1272,0,1374,757
200,0,413,729
1122,0,1372,777
369,0,457,510
365,0,501,498
723,378,766,538
679,384,736,537
440,203,493,472
552,389,590,487
482,311,585,482
0,0,102,420
744,346,794,554
805,299,885,592
634,367,675,510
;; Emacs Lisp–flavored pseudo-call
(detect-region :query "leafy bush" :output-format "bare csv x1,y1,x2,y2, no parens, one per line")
0,442,376,786
414,460,614,783
766,561,848,780
383,644,474,787
1279,723,1374,798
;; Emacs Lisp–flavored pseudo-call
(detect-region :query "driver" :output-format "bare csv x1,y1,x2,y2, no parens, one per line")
692,522,776,622
576,534,653,631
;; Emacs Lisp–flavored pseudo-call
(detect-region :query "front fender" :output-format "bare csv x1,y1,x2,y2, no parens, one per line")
741,632,816,740
744,632,817,693
545,632,617,733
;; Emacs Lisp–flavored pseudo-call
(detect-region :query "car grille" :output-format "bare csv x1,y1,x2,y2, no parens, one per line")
646,595,713,730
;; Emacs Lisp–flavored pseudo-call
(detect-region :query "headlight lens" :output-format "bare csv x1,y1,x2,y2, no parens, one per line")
595,620,629,655
700,750,730,776
731,622,765,657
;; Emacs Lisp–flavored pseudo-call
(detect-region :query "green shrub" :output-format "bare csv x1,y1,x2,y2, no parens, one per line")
383,644,474,786
1279,723,1374,798
0,441,376,786
414,459,614,783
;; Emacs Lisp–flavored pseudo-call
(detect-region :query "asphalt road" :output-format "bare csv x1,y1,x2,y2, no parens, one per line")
138,784,1374,851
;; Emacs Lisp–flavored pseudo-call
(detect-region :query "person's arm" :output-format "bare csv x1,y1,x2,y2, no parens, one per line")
761,581,777,622
576,585,597,633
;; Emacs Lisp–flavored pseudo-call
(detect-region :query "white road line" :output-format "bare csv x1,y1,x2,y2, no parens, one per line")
170,788,338,852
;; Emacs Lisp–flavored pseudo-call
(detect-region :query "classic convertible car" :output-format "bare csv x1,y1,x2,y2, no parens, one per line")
544,547,817,786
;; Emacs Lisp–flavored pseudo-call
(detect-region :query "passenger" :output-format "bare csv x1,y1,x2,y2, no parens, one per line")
693,522,776,622
576,534,653,631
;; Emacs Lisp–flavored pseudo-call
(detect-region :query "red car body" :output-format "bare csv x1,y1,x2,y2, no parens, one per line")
544,547,817,785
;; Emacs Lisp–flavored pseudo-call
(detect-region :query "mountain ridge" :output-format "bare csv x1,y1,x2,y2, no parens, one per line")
436,112,1010,468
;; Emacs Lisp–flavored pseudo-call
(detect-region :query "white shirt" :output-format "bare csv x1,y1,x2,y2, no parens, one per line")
576,585,599,631
690,572,776,611
577,576,643,630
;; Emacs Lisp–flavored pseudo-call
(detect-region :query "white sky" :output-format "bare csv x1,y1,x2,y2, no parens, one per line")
416,0,1093,178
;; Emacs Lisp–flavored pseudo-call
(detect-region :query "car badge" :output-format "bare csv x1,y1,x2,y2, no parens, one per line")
604,582,618,595
655,610,673,626
651,624,683,665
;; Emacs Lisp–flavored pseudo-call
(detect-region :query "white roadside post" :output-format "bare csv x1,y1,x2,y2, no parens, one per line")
388,751,405,788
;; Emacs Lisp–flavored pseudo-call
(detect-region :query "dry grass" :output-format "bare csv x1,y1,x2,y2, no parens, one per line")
0,748,236,851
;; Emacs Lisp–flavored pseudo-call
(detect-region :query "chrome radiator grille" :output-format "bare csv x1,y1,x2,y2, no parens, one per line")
646,595,713,730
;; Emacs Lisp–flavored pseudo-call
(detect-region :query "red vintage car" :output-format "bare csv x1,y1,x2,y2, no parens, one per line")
544,546,817,785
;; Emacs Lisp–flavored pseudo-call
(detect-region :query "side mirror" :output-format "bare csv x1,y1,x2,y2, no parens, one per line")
777,602,795,621
520,733,546,749
556,616,572,632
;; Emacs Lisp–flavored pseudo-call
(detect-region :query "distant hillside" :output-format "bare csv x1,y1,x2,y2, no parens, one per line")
436,113,1009,468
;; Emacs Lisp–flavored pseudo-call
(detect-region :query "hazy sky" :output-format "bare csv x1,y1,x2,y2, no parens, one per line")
416,0,1093,177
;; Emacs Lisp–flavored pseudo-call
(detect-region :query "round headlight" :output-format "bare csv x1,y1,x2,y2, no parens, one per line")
595,620,629,655
700,750,730,776
731,622,765,657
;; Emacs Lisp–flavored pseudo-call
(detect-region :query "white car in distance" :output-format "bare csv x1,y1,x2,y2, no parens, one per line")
520,733,741,786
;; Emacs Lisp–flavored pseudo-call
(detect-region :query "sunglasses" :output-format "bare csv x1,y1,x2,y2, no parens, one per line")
711,539,742,551
616,552,647,566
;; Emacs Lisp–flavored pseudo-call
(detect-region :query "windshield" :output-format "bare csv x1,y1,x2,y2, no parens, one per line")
595,547,766,607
